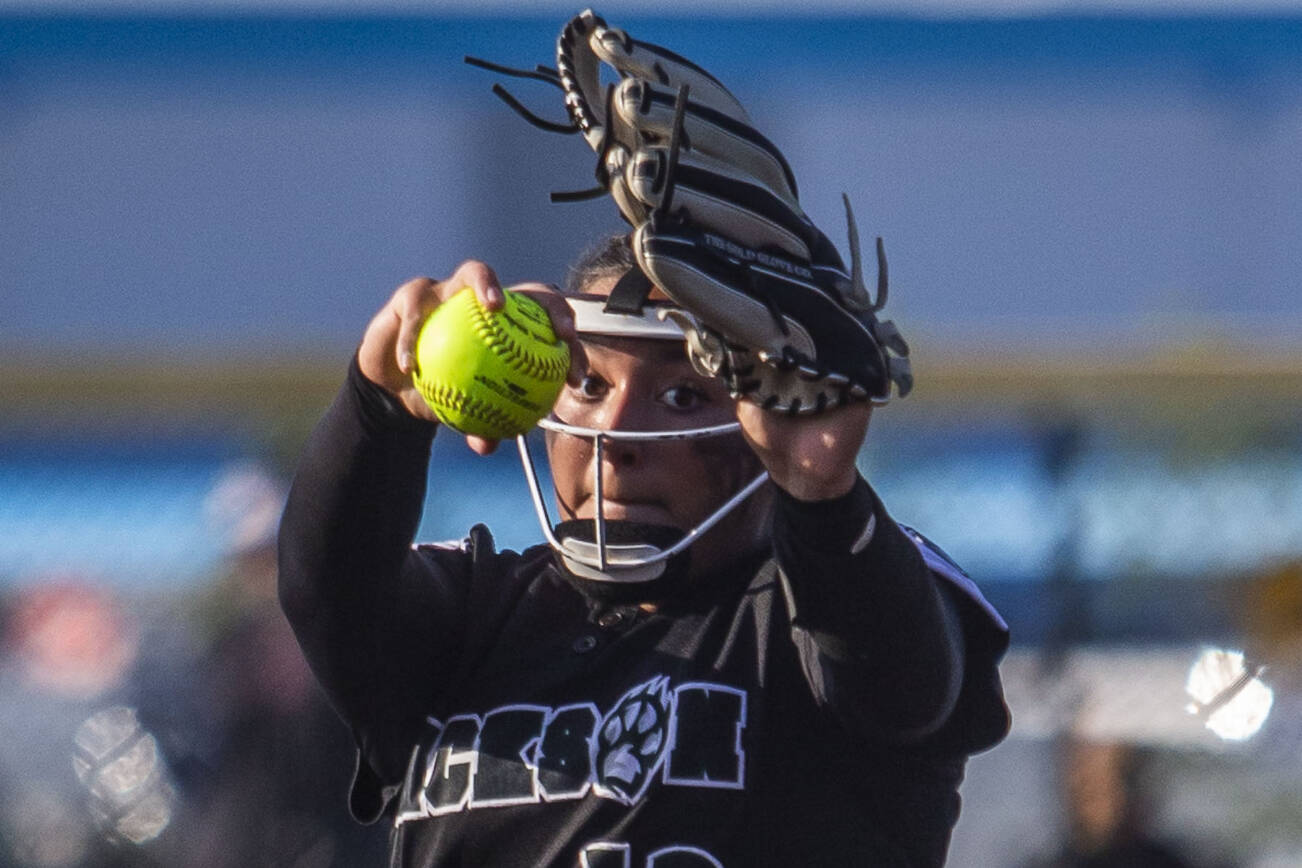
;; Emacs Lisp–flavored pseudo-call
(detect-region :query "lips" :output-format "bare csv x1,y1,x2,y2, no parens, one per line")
576,497,674,525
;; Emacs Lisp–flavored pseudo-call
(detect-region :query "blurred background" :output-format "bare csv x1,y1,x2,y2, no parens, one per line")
2,0,1301,865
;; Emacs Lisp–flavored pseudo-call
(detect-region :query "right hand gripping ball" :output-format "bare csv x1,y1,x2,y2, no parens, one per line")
412,287,570,440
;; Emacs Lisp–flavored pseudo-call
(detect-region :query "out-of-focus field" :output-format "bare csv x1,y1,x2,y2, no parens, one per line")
11,344,1302,413
8,342,1301,452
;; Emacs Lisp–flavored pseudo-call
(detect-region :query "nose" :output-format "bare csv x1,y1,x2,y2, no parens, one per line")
596,386,649,469
599,435,640,473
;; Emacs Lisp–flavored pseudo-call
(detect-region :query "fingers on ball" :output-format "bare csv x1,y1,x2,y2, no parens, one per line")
452,260,502,308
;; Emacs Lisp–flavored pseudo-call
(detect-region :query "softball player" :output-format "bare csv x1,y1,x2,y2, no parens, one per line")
279,234,1009,867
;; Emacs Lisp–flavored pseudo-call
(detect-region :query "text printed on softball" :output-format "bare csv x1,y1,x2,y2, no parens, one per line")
394,676,746,824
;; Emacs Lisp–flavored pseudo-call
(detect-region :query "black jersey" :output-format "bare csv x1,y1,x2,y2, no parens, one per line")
279,359,1011,868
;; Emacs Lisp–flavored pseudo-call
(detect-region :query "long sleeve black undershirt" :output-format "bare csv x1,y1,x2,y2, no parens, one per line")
772,480,965,743
279,355,459,747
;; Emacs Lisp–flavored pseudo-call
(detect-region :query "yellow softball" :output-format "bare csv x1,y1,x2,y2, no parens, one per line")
412,287,570,440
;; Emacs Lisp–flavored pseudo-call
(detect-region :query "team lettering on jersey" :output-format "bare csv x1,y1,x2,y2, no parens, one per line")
394,675,746,825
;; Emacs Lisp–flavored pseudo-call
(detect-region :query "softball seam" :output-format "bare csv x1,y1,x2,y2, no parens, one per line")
468,301,570,383
421,381,524,437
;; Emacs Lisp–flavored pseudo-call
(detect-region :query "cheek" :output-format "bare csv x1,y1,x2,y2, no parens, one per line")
545,435,590,499
694,434,756,484
663,437,756,511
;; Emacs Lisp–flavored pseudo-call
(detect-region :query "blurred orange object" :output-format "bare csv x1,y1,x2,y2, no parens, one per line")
5,577,139,698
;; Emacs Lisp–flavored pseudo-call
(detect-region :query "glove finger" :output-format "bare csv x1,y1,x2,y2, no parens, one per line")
557,12,842,270
616,147,815,259
610,78,797,201
584,14,750,122
557,10,751,150
557,10,609,150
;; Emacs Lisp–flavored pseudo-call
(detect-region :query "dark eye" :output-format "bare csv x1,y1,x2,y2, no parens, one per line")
574,373,609,401
660,384,708,411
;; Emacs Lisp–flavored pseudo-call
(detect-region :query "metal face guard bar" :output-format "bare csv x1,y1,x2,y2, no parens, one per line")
515,418,769,577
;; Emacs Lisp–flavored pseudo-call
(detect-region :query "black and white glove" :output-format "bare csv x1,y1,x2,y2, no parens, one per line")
469,9,912,413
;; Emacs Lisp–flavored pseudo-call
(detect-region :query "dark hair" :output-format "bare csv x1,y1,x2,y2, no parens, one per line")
564,234,635,295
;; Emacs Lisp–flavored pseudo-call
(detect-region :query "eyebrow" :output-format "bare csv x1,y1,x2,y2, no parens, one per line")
582,338,723,391
640,342,694,365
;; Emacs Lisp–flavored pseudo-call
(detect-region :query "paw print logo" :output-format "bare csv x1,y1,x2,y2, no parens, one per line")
593,676,672,805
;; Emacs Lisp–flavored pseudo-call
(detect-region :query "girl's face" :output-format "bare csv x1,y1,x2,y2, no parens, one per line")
544,280,770,578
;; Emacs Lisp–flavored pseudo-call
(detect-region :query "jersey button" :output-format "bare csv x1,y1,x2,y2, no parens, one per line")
596,610,627,629
572,635,598,654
